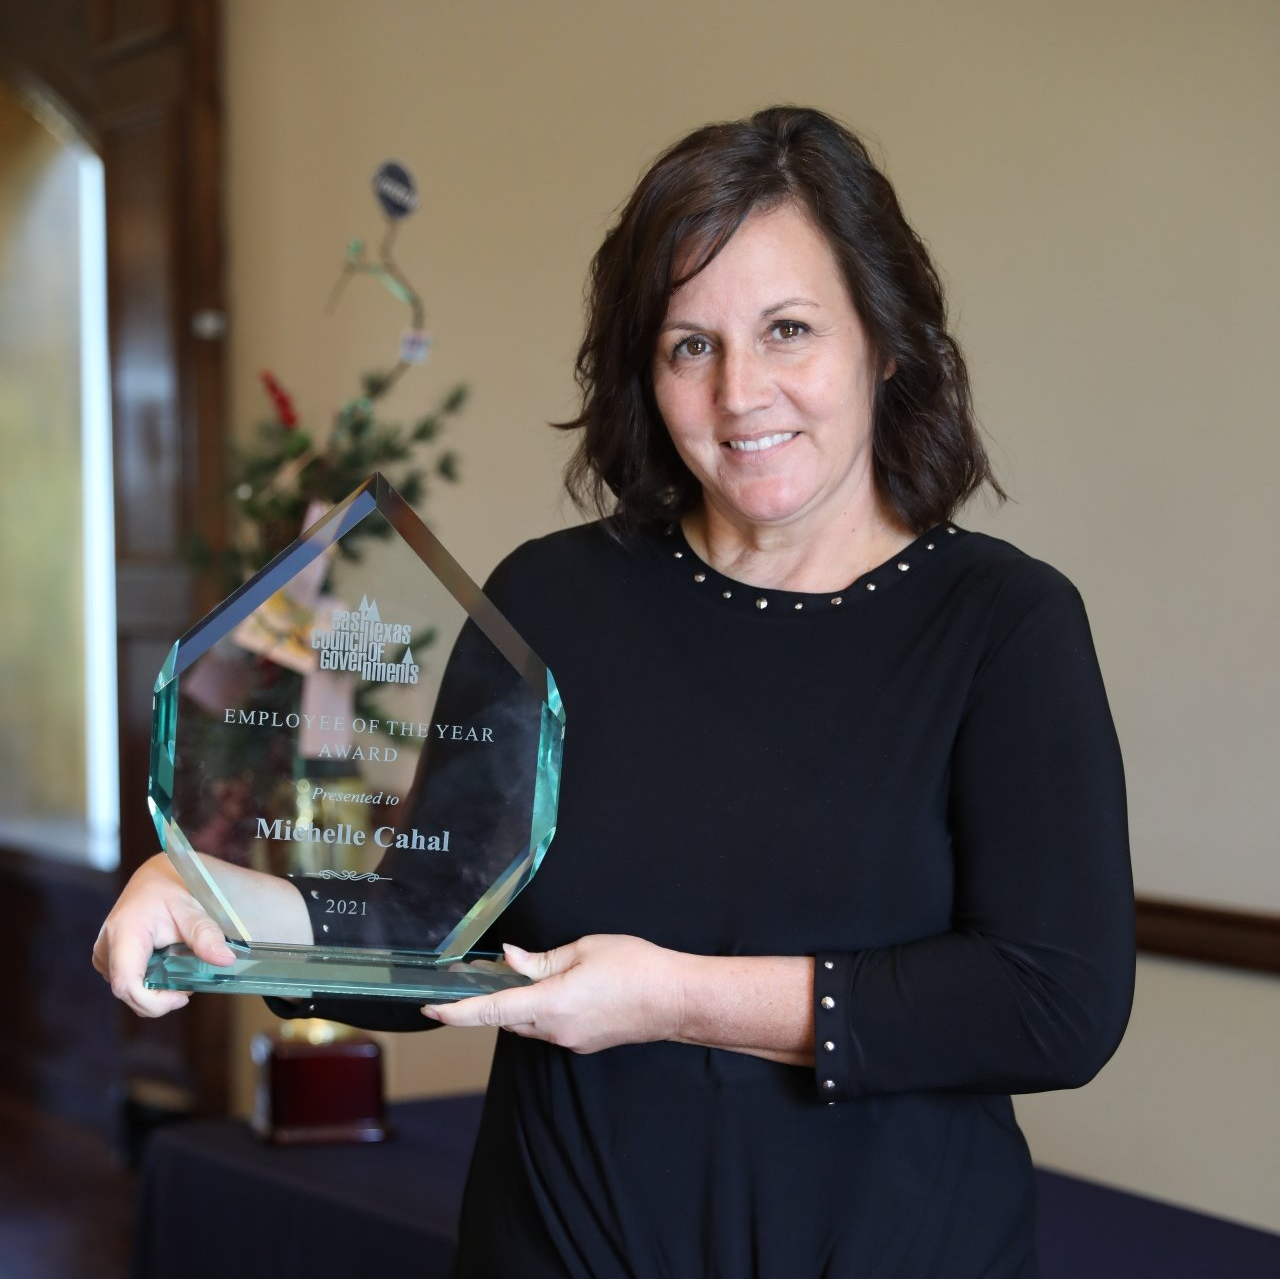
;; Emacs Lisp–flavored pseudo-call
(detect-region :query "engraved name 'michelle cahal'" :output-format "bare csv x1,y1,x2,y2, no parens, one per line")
256,817,451,851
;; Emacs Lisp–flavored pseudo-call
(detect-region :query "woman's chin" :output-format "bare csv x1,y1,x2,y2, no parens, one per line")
708,483,823,533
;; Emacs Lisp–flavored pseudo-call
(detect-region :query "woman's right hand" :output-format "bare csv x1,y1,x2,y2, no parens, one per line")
92,853,235,1017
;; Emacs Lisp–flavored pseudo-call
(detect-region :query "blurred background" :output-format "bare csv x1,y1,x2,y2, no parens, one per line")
0,0,1276,1273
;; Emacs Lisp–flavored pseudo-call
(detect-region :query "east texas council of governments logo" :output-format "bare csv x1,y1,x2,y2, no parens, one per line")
310,596,421,685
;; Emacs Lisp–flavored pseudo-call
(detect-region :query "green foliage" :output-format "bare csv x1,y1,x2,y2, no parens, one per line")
211,376,468,593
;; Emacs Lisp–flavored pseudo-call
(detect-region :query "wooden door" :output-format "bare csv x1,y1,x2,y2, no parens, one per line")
0,0,230,1123
95,0,230,1120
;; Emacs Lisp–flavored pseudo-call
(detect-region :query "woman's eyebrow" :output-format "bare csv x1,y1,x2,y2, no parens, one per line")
761,297,820,318
658,298,821,336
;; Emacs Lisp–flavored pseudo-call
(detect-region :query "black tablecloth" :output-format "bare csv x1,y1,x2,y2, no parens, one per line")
134,1093,1280,1279
133,1094,483,1279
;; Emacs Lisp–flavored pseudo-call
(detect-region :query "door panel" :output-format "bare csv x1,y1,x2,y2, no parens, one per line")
0,0,229,1121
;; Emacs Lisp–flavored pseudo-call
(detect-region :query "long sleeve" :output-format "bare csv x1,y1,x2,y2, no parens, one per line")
265,993,439,1033
815,576,1134,1100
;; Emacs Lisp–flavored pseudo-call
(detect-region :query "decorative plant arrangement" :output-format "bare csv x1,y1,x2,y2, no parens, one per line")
188,161,467,590
177,162,467,796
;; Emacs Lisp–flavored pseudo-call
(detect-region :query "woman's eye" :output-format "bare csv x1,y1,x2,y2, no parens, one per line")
673,335,710,358
772,320,808,341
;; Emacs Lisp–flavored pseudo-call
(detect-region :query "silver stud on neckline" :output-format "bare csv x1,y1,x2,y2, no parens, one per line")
866,583,876,591
821,996,835,1010
947,526,957,534
822,1078,836,1090
794,601,804,610
674,550,684,558
823,960,834,969
831,595,843,606
693,572,706,583
898,562,909,572
927,543,935,551
823,1041,835,1052
755,598,768,610
721,590,732,599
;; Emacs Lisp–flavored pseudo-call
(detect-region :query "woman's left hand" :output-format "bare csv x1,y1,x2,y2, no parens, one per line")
422,935,686,1054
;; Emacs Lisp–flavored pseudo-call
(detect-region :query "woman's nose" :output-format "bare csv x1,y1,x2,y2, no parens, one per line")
715,345,774,417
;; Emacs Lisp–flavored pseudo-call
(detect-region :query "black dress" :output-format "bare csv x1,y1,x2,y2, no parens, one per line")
291,520,1134,1279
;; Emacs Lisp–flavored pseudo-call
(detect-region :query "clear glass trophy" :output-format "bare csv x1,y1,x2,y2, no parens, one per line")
145,474,564,1002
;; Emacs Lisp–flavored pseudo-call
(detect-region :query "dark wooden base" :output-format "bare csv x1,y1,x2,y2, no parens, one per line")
251,1027,387,1145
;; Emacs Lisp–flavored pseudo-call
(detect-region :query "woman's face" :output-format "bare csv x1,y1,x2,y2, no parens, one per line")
651,203,881,539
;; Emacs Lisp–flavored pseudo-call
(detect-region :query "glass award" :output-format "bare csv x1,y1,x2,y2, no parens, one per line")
145,474,564,1002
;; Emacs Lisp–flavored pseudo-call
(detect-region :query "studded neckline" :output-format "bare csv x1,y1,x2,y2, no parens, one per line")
662,522,962,614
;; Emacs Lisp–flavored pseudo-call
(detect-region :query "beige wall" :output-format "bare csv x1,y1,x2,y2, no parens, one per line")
1016,955,1280,1230
222,0,1280,1231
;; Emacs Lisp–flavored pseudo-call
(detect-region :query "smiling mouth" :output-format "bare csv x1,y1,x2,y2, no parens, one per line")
725,432,797,453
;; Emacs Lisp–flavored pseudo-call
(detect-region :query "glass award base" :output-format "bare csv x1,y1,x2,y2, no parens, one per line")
144,941,530,1002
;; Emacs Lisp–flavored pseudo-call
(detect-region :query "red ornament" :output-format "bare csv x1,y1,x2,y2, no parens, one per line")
260,370,300,429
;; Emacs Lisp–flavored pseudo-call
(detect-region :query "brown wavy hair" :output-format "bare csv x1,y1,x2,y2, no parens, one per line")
556,105,1003,532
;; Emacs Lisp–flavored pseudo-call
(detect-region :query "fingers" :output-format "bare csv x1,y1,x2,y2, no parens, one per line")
93,855,234,1018
97,922,191,1018
424,986,541,1031
172,900,236,966
420,936,647,1053
126,988,193,1018
501,940,575,980
422,944,565,1032
91,925,110,979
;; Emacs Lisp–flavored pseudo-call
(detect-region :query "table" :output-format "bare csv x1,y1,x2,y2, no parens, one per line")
133,1094,483,1279
135,1093,1280,1278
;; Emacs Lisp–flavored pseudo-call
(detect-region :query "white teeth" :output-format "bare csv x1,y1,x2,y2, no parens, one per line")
727,432,796,453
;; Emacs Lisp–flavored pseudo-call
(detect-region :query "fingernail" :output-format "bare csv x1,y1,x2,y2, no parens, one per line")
421,1006,442,1020
503,943,528,961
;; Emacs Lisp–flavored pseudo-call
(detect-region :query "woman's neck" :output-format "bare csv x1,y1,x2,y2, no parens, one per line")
681,497,915,593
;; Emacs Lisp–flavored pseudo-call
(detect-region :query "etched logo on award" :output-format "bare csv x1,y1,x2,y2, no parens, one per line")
311,597,422,684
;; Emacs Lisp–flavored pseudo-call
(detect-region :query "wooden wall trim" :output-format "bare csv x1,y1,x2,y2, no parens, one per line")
1136,896,1280,976
95,0,231,1119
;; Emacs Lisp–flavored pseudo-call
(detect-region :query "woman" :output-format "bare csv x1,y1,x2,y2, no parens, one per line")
96,107,1133,1276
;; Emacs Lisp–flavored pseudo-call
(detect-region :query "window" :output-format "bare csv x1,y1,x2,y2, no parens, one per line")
0,77,118,869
